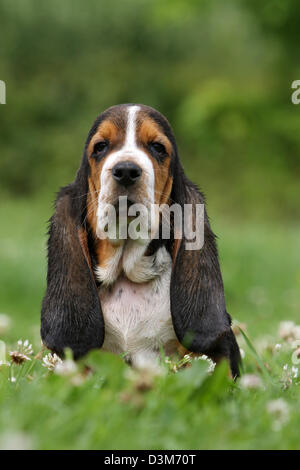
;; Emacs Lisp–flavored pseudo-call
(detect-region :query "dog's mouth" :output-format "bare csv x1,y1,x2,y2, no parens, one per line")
96,196,152,242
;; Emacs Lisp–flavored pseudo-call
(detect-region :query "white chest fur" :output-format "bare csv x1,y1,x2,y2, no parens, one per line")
98,248,178,370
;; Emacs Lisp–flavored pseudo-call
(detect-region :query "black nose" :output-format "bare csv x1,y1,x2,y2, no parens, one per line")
112,161,142,187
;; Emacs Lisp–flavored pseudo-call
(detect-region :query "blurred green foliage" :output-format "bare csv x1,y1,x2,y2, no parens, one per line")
1,1,300,450
0,0,299,221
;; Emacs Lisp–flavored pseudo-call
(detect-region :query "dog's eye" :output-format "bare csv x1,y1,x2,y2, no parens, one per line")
149,142,167,156
93,141,108,155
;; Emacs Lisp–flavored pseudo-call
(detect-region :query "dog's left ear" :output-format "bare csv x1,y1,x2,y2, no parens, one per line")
170,162,241,377
41,160,105,360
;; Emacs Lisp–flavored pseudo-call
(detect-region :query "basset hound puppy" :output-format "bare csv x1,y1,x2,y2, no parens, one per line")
41,104,241,378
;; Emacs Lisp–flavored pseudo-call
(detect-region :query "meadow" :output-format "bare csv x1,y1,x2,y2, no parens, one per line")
0,196,299,450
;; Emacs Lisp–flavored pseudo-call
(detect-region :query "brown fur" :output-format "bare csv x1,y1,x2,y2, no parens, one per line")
136,115,173,205
137,115,172,155
87,119,123,254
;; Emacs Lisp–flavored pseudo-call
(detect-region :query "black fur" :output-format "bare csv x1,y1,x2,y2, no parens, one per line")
145,108,241,377
41,165,105,360
41,108,120,358
169,164,241,377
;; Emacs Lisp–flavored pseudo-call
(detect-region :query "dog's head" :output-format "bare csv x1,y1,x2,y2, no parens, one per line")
41,104,240,378
83,104,178,241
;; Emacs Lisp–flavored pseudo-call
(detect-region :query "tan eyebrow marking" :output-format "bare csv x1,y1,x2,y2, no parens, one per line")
87,120,125,157
135,114,173,204
86,120,123,234
136,116,172,155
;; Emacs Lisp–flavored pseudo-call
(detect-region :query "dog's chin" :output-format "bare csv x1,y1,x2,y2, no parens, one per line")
113,197,135,216
96,197,153,245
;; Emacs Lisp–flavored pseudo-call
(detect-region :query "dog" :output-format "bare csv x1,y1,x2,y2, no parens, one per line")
41,104,241,378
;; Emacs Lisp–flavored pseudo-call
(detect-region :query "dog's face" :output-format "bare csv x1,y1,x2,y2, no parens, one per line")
85,104,176,240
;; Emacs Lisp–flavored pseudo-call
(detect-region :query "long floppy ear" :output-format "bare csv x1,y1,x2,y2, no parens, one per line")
170,166,241,377
41,183,104,360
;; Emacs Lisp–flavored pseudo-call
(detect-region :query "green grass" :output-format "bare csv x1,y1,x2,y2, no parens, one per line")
0,197,300,450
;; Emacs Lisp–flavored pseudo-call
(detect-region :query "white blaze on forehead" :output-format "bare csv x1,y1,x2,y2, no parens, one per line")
125,105,140,148
98,104,155,205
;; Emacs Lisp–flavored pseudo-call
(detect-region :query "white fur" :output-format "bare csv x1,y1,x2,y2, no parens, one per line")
99,247,177,371
123,244,171,283
96,105,155,241
95,245,123,286
95,106,176,370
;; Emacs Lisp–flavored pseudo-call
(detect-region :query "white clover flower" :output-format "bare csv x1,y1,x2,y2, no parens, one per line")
255,335,274,354
267,399,290,430
274,343,282,351
165,353,216,375
281,363,297,389
54,359,77,376
240,374,263,390
196,354,216,374
0,314,11,335
291,366,298,378
9,351,31,365
183,354,193,363
199,354,208,360
9,339,33,365
9,377,16,383
16,339,33,356
279,321,300,343
42,353,62,371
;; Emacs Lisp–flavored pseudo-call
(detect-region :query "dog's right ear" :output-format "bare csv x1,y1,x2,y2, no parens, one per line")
41,185,104,359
